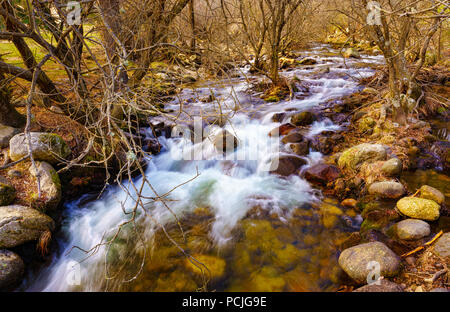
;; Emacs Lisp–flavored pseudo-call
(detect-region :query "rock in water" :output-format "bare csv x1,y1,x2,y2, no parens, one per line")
432,232,450,259
0,176,15,206
9,132,71,164
395,219,431,240
381,158,403,176
29,162,62,211
212,130,238,153
0,124,18,148
269,123,296,137
0,205,54,248
0,249,24,290
396,197,440,221
291,111,315,126
338,143,387,171
368,181,406,199
419,185,445,205
353,279,404,292
304,164,341,185
338,242,400,284
343,48,361,59
269,155,307,176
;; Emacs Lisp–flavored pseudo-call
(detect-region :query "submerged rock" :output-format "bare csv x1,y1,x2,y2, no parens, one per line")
381,158,403,177
28,162,62,211
9,132,71,164
338,143,387,171
433,232,450,259
353,279,404,292
304,164,341,186
0,249,24,290
368,181,406,199
396,197,440,221
185,254,226,280
338,242,400,284
395,219,431,240
0,205,54,248
0,176,15,206
419,185,445,205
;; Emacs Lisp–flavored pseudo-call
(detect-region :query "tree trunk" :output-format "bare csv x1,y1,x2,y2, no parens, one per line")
0,73,25,128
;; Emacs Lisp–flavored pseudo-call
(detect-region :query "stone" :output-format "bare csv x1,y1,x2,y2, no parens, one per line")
291,111,315,126
368,181,406,199
338,143,387,171
281,131,304,144
0,176,15,206
9,132,71,165
298,57,317,65
338,242,400,284
0,249,24,290
269,155,307,177
0,124,18,148
289,141,309,156
0,205,54,248
381,158,403,177
353,279,404,292
419,185,445,205
433,232,450,259
212,130,238,153
268,123,296,137
396,197,440,221
343,48,361,59
395,219,431,240
304,164,341,185
29,162,62,211
341,199,357,208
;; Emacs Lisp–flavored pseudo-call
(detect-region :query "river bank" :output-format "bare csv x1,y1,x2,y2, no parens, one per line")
1,43,448,292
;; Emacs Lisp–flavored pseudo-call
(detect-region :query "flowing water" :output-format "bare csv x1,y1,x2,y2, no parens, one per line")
27,45,386,292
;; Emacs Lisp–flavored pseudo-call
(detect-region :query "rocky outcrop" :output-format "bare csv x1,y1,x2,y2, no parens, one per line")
396,197,440,221
395,219,431,240
29,162,62,211
9,132,71,164
338,143,387,171
368,181,406,199
0,249,24,290
338,242,400,284
0,205,54,248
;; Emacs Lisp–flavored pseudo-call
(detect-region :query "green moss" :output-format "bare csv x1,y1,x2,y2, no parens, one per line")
264,95,281,102
0,182,16,206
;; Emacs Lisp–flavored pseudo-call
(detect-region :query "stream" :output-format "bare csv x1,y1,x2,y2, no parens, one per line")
27,44,389,292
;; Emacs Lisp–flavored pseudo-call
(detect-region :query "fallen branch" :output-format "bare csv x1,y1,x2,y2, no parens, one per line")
401,230,443,258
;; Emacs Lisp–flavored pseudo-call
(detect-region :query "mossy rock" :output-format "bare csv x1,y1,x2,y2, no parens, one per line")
358,117,376,133
291,111,315,126
419,185,445,205
0,177,15,206
338,143,387,171
396,197,440,221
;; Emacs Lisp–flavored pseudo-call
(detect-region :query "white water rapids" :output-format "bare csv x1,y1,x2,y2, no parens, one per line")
28,45,383,291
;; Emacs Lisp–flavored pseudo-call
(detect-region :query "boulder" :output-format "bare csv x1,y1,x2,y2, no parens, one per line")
0,249,24,290
395,219,431,240
338,143,387,171
304,164,341,186
419,185,445,205
29,162,62,211
0,176,15,206
268,123,296,137
381,158,403,177
289,141,309,156
343,48,361,59
396,197,440,221
338,242,400,284
432,232,450,259
281,131,305,144
353,279,404,292
0,124,18,148
269,155,307,176
310,133,344,155
368,181,406,199
291,111,315,126
0,205,54,248
9,132,71,164
212,130,238,153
